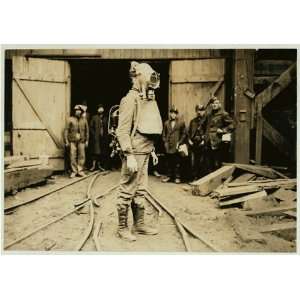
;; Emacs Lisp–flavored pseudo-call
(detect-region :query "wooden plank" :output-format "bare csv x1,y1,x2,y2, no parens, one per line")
219,191,267,207
191,166,235,196
226,210,266,243
231,173,256,183
217,185,262,198
245,204,296,216
4,156,24,168
282,211,297,218
6,157,47,169
227,179,296,190
223,163,278,179
263,118,292,157
7,49,225,60
4,167,54,194
258,62,296,107
260,222,296,233
233,49,255,164
272,188,297,202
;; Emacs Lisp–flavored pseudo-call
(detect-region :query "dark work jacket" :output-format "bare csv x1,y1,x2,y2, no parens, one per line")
188,116,207,146
89,114,108,155
64,116,89,143
206,109,235,149
162,118,186,154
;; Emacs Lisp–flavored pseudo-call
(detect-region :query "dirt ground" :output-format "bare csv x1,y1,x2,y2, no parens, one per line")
4,171,296,253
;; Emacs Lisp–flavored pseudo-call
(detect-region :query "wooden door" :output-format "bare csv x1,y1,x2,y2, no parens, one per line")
12,56,70,170
170,59,225,125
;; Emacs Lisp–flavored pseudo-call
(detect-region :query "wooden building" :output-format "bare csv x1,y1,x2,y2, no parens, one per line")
4,48,297,172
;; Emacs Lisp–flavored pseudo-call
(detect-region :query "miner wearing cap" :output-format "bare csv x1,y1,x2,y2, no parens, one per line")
188,104,208,181
206,97,235,172
89,103,108,171
64,104,89,178
162,105,187,184
115,61,163,242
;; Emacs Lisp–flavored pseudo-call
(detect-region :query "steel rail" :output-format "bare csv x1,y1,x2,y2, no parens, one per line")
145,188,220,252
4,199,90,249
4,171,101,212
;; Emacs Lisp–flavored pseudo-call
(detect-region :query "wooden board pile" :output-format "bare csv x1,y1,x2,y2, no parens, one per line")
4,155,54,194
190,163,297,243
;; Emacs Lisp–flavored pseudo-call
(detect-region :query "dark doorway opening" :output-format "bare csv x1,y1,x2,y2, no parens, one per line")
69,60,170,170
69,60,170,122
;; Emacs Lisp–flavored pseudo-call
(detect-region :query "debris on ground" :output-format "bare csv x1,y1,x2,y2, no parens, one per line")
190,163,297,247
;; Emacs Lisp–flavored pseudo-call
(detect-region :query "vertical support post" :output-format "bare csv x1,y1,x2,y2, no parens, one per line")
233,49,255,163
255,100,263,164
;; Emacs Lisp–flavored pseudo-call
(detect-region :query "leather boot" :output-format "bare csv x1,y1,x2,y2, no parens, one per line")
131,203,158,235
117,206,136,242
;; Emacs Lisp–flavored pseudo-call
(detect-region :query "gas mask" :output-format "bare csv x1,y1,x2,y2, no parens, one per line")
130,61,160,100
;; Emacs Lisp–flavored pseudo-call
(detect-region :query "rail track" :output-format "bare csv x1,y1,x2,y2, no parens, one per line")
4,171,219,252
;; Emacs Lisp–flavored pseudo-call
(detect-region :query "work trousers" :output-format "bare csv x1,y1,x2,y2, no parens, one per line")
165,152,181,180
190,146,206,180
117,154,150,210
207,143,231,172
70,142,86,174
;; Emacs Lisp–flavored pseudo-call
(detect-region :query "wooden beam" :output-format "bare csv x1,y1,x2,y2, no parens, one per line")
4,166,53,194
219,191,267,207
254,62,296,164
282,211,297,218
231,173,256,183
217,185,262,198
263,118,292,157
255,100,263,164
245,204,296,216
259,221,296,233
227,179,296,190
272,188,297,202
233,50,255,163
223,163,279,179
210,80,224,97
6,49,226,60
191,166,235,196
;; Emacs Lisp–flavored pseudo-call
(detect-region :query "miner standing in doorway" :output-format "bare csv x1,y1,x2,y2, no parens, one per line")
115,61,162,242
206,97,235,172
64,105,89,178
188,104,207,181
89,103,109,171
162,106,186,184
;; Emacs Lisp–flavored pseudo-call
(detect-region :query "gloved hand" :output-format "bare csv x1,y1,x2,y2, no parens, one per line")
151,151,159,166
126,155,138,173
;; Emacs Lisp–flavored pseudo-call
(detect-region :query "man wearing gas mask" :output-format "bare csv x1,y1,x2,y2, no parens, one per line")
115,61,163,242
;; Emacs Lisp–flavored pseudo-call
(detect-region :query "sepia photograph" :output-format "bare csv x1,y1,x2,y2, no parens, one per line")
2,48,297,253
